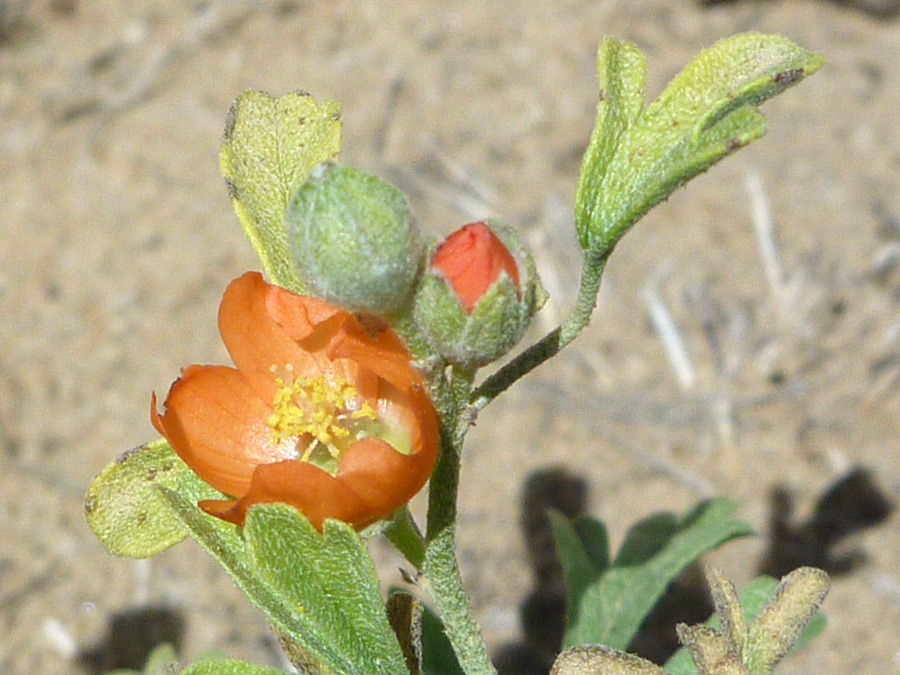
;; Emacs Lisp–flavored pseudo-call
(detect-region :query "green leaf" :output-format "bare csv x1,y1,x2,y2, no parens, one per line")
560,499,753,650
575,37,646,249
181,660,287,675
141,643,179,674
85,439,225,558
663,577,827,675
614,512,679,566
577,32,824,256
548,511,610,626
383,506,427,571
243,504,409,675
420,602,465,675
103,642,179,675
220,90,342,292
156,490,351,675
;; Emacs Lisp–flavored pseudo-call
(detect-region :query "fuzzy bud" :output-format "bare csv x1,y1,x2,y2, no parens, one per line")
287,163,424,315
414,220,546,369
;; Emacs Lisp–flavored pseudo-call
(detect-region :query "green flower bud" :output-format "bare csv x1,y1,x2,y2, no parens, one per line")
287,163,424,315
414,219,546,369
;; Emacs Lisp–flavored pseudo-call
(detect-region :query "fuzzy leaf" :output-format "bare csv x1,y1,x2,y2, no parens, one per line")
675,624,747,675
85,439,224,558
560,499,753,650
87,446,354,673
575,37,646,249
242,504,408,675
664,577,827,675
220,90,342,292
551,645,666,675
578,32,824,256
157,490,349,675
705,566,747,660
744,567,829,674
181,660,287,674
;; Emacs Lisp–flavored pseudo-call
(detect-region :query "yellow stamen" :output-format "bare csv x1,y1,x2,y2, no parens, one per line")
267,368,378,468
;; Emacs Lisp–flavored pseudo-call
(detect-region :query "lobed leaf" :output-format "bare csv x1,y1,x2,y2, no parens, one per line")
242,504,409,675
575,37,646,250
578,32,824,256
220,90,342,292
157,490,350,675
85,439,224,558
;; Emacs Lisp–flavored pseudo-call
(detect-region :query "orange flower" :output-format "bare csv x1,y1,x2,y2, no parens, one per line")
151,272,439,530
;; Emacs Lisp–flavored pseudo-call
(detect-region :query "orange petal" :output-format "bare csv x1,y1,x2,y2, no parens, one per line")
197,498,242,524
335,439,432,518
406,383,441,460
218,272,332,402
264,278,345,340
337,386,439,518
261,272,419,392
264,281,363,384
228,273,420,396
329,322,423,394
151,364,298,497
369,379,427,449
194,384,439,530
206,459,370,530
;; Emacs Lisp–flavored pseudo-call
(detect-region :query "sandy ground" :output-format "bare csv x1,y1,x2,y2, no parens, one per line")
2,1,899,673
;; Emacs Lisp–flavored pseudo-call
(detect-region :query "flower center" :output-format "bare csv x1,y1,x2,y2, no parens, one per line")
267,366,378,473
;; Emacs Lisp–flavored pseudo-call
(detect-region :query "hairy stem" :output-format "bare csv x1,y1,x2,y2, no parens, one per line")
423,370,496,675
383,506,426,570
470,254,607,412
421,253,607,675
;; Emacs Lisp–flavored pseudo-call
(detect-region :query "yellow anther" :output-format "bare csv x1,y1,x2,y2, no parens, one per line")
266,366,380,468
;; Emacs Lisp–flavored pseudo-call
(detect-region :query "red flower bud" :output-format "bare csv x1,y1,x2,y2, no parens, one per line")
414,219,545,369
430,221,520,314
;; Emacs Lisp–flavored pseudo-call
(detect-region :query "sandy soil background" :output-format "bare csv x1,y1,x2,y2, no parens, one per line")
2,1,900,673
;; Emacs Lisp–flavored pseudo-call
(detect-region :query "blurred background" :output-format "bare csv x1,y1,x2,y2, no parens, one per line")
2,0,899,673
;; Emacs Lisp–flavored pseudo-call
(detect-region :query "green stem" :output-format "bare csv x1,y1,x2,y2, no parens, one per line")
383,506,426,570
420,254,608,675
423,371,495,675
424,526,494,675
470,254,607,412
